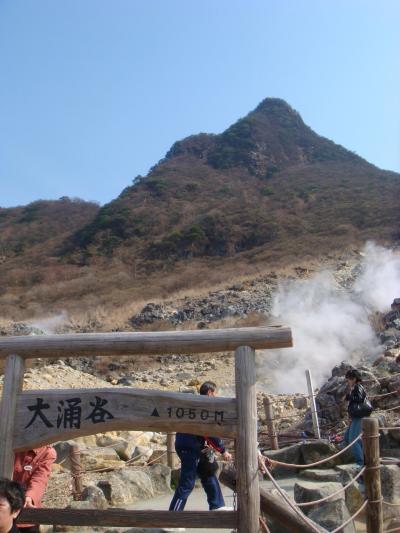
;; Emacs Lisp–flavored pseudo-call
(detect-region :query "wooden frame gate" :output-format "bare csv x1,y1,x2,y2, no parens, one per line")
0,326,292,532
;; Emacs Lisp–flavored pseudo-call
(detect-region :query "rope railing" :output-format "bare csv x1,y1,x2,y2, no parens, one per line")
268,434,362,469
261,458,368,533
382,500,400,507
262,465,323,533
265,396,308,405
259,516,271,533
296,467,365,507
364,371,400,383
380,405,400,412
330,499,368,533
370,390,400,399
78,449,168,474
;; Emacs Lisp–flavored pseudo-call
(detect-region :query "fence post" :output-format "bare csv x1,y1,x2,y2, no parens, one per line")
0,354,25,477
235,346,260,533
263,396,279,450
362,417,383,533
70,444,83,500
167,432,176,469
305,369,321,439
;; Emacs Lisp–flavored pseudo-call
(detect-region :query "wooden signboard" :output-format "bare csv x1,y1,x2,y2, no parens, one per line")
0,327,293,532
14,387,237,450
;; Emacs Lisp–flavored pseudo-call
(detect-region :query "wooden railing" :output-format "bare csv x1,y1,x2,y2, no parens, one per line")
0,326,293,533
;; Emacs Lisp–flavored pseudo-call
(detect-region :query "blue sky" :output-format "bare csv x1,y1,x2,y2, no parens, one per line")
1,0,399,208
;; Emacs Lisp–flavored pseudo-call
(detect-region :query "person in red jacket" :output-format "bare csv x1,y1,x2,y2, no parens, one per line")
13,446,57,533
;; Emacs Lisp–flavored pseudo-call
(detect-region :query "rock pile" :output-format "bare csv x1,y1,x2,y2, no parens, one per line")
129,276,278,328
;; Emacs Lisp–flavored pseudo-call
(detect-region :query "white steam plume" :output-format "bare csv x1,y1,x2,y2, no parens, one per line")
28,312,68,334
354,242,400,312
257,243,400,394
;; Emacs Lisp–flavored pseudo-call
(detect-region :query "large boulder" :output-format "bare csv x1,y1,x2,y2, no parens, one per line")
68,485,108,510
79,446,124,471
298,464,364,514
264,487,324,533
95,434,136,461
381,465,400,521
300,440,337,468
131,445,154,464
334,464,364,514
308,499,356,533
294,480,345,509
294,480,356,533
148,464,172,494
97,469,154,505
265,443,302,477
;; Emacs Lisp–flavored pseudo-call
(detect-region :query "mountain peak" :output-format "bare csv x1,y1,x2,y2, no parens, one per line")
254,97,297,113
252,97,305,127
206,97,362,175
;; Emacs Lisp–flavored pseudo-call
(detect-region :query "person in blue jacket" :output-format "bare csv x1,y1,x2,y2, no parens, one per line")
168,381,232,513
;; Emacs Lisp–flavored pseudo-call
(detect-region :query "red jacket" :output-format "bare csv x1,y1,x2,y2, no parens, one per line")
13,446,57,527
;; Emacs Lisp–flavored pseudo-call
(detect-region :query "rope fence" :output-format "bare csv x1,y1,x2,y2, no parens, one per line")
267,434,362,469
330,499,368,533
296,467,365,507
383,501,400,508
261,454,368,533
259,516,271,533
261,464,322,533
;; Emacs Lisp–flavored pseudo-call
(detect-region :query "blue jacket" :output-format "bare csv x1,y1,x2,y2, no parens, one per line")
175,433,225,454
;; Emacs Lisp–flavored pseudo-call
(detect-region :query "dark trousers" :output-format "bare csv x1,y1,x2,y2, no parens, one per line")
18,528,39,533
169,447,225,511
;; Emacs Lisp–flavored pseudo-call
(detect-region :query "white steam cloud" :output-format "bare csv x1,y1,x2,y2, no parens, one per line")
28,312,68,334
354,242,400,312
257,243,400,394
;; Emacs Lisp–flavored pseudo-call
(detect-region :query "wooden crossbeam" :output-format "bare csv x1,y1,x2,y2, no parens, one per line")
0,326,292,359
18,509,238,528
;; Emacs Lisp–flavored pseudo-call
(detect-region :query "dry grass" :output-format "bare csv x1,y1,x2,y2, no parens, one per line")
0,233,365,328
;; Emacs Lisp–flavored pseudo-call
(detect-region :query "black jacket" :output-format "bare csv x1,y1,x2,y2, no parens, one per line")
346,383,366,416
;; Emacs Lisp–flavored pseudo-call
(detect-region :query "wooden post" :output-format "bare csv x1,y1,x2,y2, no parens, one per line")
167,432,176,469
362,417,383,533
69,444,83,500
263,396,279,450
0,354,25,477
235,346,260,533
305,369,321,439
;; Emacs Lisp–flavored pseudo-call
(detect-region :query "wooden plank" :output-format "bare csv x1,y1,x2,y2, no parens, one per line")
235,345,260,533
18,509,237,528
220,467,327,533
362,417,383,533
14,388,237,450
0,354,25,477
0,326,292,359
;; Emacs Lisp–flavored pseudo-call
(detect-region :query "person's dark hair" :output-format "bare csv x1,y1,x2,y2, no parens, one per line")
199,381,217,395
345,369,362,383
0,478,25,512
